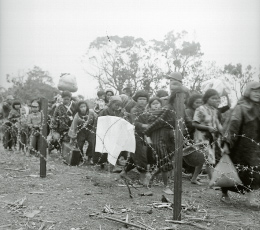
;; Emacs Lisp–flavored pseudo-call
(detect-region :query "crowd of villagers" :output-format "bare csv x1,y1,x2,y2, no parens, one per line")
1,72,260,207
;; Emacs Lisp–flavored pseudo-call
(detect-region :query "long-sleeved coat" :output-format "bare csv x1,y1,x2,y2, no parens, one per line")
224,100,260,190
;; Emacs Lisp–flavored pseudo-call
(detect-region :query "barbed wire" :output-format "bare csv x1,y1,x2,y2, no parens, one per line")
1,105,260,195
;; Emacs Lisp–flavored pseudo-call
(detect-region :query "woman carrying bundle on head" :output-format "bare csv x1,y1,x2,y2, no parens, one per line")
68,101,97,163
220,82,260,208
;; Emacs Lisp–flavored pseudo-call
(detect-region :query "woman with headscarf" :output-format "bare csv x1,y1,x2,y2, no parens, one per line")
69,101,97,162
221,82,260,207
145,88,187,194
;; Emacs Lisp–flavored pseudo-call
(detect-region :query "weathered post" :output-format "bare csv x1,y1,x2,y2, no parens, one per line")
173,92,184,220
40,98,48,178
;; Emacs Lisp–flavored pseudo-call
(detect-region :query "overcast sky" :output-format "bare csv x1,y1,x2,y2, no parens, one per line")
0,0,259,98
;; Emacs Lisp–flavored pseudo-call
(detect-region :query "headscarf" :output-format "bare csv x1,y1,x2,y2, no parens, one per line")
237,81,260,121
133,90,149,102
119,94,129,108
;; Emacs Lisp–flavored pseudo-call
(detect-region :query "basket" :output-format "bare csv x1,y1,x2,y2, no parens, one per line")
183,143,206,167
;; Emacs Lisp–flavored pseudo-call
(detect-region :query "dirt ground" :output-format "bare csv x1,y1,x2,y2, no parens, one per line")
0,146,260,230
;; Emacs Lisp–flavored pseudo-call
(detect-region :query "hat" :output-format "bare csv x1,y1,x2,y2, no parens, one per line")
243,81,260,97
6,95,14,100
167,72,183,82
109,95,122,103
156,89,169,98
202,89,219,104
133,90,149,102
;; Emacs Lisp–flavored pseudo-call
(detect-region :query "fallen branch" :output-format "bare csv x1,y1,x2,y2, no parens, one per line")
0,224,12,228
4,168,27,172
105,216,146,229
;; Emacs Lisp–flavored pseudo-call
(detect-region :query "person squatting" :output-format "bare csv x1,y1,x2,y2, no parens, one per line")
0,73,259,208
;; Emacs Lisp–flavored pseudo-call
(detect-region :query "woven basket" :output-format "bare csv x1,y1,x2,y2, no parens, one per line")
183,143,206,167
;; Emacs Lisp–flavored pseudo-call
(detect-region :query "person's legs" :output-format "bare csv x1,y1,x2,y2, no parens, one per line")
191,164,203,185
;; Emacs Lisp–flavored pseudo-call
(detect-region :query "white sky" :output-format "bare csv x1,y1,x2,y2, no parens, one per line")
0,0,259,98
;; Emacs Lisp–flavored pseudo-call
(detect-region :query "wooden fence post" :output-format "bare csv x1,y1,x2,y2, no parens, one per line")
40,98,48,178
173,92,184,220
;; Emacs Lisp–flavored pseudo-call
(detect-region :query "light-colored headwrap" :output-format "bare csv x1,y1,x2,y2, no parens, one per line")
119,94,129,108
243,81,260,97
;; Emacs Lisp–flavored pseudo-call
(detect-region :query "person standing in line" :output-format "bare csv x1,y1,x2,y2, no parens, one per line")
191,89,223,185
52,91,77,144
220,82,260,207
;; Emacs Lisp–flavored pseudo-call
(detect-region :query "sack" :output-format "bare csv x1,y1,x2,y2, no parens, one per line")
201,79,231,97
58,74,78,92
209,154,242,187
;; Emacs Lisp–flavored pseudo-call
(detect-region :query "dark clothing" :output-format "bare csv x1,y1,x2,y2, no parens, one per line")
98,107,124,118
124,105,149,173
145,104,176,172
185,108,195,140
218,105,230,124
223,100,260,191
52,102,77,140
69,110,97,159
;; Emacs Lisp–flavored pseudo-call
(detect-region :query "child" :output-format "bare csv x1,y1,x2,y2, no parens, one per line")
99,95,124,117
192,89,223,184
94,90,106,114
17,107,29,152
69,101,97,162
94,96,124,166
27,101,42,156
145,97,174,194
7,101,22,150
145,89,187,194
120,90,150,184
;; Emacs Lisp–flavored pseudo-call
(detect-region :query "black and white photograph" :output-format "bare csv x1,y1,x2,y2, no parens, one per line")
0,0,260,229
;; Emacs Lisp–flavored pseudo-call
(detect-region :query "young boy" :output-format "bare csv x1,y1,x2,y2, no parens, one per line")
27,101,42,156
94,90,106,114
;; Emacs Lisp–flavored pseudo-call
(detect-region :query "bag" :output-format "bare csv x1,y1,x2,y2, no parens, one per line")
209,154,242,187
201,79,231,97
58,73,78,92
61,142,81,166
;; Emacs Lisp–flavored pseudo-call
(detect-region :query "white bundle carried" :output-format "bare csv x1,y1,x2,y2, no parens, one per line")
201,78,231,97
58,73,78,92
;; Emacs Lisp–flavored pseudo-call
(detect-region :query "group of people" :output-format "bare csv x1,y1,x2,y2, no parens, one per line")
0,72,259,207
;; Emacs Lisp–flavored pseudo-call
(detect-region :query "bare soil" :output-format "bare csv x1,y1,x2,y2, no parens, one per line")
0,146,260,230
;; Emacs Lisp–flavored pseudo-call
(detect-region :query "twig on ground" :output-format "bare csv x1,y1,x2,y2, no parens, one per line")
0,224,12,228
105,216,146,229
137,220,154,230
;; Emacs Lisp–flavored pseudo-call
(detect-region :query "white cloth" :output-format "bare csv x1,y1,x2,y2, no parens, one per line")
95,116,136,165
201,78,231,97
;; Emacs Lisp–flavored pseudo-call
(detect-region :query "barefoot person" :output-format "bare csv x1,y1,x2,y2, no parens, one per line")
145,88,188,194
192,89,223,185
221,82,260,207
